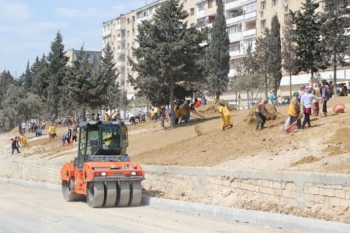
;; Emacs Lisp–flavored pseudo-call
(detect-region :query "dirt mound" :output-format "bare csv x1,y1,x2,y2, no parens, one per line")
198,99,236,115
291,156,321,167
244,101,279,124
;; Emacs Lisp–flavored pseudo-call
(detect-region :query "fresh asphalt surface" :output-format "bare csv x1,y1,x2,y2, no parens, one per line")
0,183,299,233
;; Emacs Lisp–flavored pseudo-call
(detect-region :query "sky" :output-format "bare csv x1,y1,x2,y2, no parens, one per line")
0,0,150,78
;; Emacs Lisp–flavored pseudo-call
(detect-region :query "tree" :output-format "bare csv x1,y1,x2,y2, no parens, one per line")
291,0,326,80
23,61,32,91
129,0,207,127
93,43,119,109
0,71,15,106
206,0,230,100
282,20,298,97
46,31,69,118
31,55,49,100
66,49,94,121
254,28,274,98
270,15,282,95
319,0,350,96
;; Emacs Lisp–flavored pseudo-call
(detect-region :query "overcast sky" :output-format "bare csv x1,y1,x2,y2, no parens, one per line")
0,0,149,77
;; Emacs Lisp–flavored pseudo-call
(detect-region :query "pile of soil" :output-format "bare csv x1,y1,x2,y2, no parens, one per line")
244,101,279,124
198,99,236,115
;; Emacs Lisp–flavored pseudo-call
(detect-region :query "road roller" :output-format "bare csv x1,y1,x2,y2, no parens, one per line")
60,120,145,208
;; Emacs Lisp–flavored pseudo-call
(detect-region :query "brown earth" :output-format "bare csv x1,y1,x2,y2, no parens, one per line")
2,96,350,224
1,96,350,175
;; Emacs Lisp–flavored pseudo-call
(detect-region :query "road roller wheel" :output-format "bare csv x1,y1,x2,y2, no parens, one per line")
86,181,105,208
116,181,130,207
129,181,142,206
62,180,82,202
104,181,117,207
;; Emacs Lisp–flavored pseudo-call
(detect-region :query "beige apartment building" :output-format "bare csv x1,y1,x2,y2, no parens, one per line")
102,0,346,100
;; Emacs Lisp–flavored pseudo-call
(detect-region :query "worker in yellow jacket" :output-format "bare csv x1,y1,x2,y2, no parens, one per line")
48,124,57,139
19,135,28,146
219,102,233,131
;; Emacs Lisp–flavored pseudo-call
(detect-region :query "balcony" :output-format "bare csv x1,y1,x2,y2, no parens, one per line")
118,73,125,79
243,28,256,38
226,11,256,26
117,49,125,55
115,24,126,31
117,36,126,42
197,10,206,19
229,49,244,58
102,30,111,37
226,0,254,11
116,61,125,67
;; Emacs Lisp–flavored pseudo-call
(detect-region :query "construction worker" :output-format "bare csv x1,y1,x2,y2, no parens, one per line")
218,102,233,131
18,135,28,147
48,124,57,139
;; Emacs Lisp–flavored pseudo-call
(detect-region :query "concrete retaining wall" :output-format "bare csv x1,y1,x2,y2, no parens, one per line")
1,159,350,223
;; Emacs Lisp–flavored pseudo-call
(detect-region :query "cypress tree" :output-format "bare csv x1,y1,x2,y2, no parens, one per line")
23,61,32,91
270,15,282,95
206,0,230,100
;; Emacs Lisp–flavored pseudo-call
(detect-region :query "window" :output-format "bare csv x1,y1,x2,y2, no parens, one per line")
190,8,195,15
208,0,213,8
261,1,266,10
127,18,130,24
244,39,254,48
198,2,205,11
245,3,256,13
127,31,129,37
144,11,147,17
227,24,242,34
273,0,278,6
261,20,266,29
229,42,240,51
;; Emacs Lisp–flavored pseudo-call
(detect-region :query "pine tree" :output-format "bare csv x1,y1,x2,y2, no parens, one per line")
66,51,94,121
206,0,230,100
31,55,49,99
23,61,32,91
46,31,69,118
92,43,119,109
291,0,325,80
319,0,350,96
129,0,207,127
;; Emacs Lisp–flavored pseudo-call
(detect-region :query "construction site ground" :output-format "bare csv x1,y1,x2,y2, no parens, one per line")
1,96,350,225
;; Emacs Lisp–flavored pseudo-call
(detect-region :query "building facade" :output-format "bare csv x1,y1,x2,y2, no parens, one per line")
65,49,102,72
102,0,348,100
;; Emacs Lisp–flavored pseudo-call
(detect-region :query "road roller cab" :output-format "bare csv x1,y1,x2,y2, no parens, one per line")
60,120,145,208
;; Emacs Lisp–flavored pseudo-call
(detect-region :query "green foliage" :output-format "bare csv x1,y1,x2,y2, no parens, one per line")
291,0,325,78
92,43,119,109
270,15,282,92
0,84,41,122
0,71,15,106
23,62,32,90
318,0,350,88
129,0,207,127
46,31,69,117
206,0,230,100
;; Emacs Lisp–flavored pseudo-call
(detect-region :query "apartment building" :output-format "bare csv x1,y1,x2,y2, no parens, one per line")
65,49,102,72
103,0,344,100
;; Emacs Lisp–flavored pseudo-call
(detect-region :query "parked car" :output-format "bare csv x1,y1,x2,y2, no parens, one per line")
277,97,290,105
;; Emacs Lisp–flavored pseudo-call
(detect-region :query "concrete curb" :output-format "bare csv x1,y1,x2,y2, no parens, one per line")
2,177,350,233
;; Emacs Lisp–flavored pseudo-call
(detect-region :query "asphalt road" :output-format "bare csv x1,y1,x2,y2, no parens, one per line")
0,183,299,233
